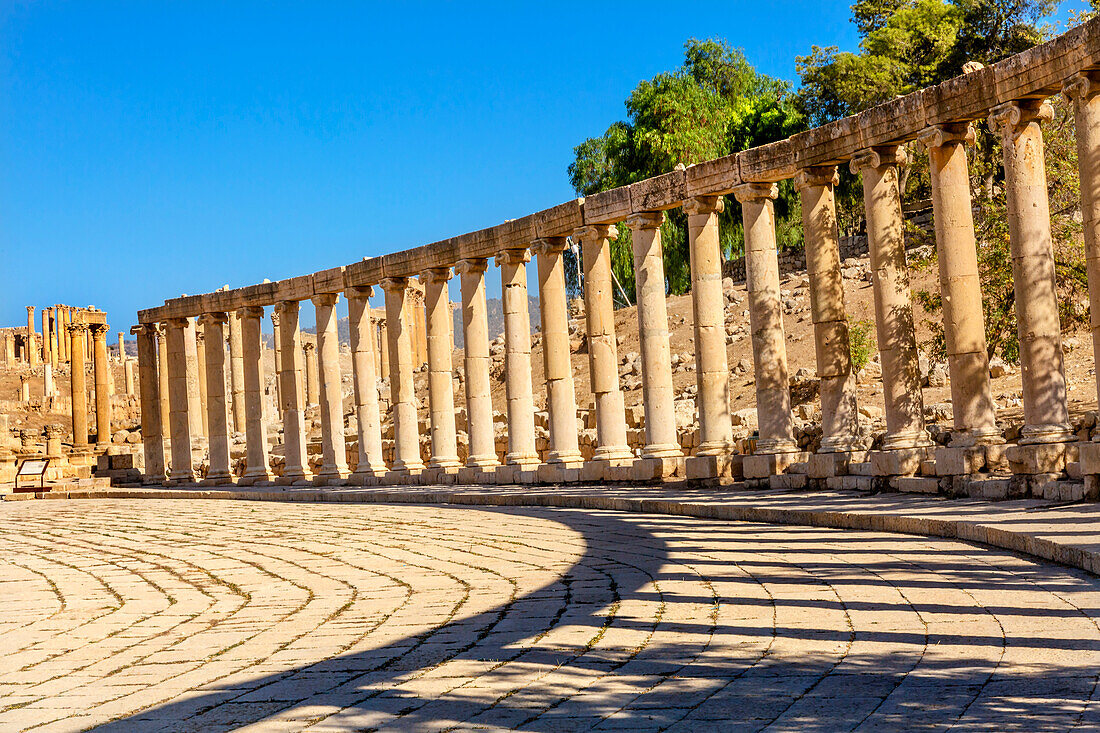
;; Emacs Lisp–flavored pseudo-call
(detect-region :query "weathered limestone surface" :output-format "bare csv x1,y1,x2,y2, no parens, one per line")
199,313,232,483
381,278,424,474
496,249,539,470
456,259,499,470
421,269,461,471
165,318,194,484
238,306,273,485
275,301,308,484
347,288,386,479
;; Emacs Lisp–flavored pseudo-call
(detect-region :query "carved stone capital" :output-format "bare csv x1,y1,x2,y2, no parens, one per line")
454,258,488,276
345,285,375,300
199,312,228,327
572,224,618,243
419,267,452,285
624,211,665,231
732,181,778,203
849,146,907,174
494,248,531,268
917,123,975,150
379,276,409,293
237,306,265,320
311,292,340,308
89,323,111,339
1063,71,1100,107
302,342,316,352
988,99,1053,138
682,195,725,216
793,166,839,192
530,236,568,257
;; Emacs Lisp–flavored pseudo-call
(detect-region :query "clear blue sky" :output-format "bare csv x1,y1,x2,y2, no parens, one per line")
0,1,1088,332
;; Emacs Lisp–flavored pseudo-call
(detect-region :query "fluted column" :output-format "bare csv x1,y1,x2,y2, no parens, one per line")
26,307,37,366
195,328,209,440
495,248,540,470
238,306,273,484
132,324,164,481
734,182,798,454
274,301,308,484
199,313,232,483
228,312,246,433
303,342,319,406
313,292,349,482
456,259,499,469
381,277,424,473
420,268,461,470
574,224,632,463
347,287,386,479
69,322,89,450
685,196,733,457
918,124,1002,446
532,237,583,467
1067,73,1100,420
164,318,194,483
987,101,1072,444
91,324,111,449
795,167,860,452
851,147,931,450
627,212,682,470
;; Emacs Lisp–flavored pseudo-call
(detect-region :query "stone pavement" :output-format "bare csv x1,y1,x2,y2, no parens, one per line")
3,490,1100,731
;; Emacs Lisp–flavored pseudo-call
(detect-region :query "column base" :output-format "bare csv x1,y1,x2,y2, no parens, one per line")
949,426,1005,448
581,457,635,482
754,437,801,455
694,440,733,457
538,460,585,484
641,443,683,460
869,447,933,477
743,452,809,479
632,455,685,482
1019,423,1075,445
592,445,633,462
685,453,743,483
237,470,274,487
546,450,584,464
201,472,235,486
818,434,864,453
881,429,934,451
165,471,195,486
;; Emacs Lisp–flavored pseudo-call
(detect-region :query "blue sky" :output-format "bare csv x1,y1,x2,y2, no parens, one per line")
0,1,1089,332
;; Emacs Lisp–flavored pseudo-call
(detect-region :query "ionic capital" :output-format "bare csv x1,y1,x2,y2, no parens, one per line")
530,236,568,257
849,146,907,174
1063,71,1100,107
793,166,839,192
302,342,316,353
624,211,665,231
345,285,375,300
237,306,265,320
379,276,409,293
494,248,531,268
682,195,725,216
988,99,1053,138
165,317,190,329
572,224,618,243
917,123,975,150
199,312,228,327
419,266,452,285
732,181,778,203
311,292,340,308
273,300,297,317
454,258,488,276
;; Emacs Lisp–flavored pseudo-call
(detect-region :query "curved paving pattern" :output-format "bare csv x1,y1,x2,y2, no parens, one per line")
1,499,1100,732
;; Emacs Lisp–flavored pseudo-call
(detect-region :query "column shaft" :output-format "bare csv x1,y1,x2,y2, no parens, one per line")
165,318,194,482
275,301,308,483
91,324,111,448
183,318,204,442
496,249,539,466
26,307,37,366
795,168,860,452
238,307,273,482
533,238,582,464
575,225,631,460
421,269,461,468
456,259,499,467
381,278,424,472
195,329,209,439
313,293,349,480
304,343,319,405
851,148,930,449
156,325,170,452
347,288,386,477
69,323,88,450
133,325,164,480
199,314,232,482
734,183,798,453
228,312,246,433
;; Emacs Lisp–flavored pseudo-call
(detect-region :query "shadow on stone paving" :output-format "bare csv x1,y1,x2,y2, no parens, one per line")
93,507,1100,732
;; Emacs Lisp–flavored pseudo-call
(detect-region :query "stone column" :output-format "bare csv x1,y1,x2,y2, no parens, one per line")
125,358,135,395
795,167,861,452
49,313,58,370
685,197,734,467
377,316,391,380
627,211,683,478
312,292,349,482
381,277,424,474
63,307,71,363
164,318,194,483
199,313,232,484
303,342,319,406
274,301,308,484
574,225,632,470
347,287,386,480
40,309,51,368
182,318,204,443
56,308,65,363
532,238,583,474
1067,73,1100,422
19,375,29,403
456,259,500,471
195,328,210,440
420,268,461,473
91,324,111,448
734,183,799,454
4,332,14,364
919,124,1001,446
495,248,540,473
270,310,282,407
155,324,170,450
237,306,273,484
117,331,124,362
133,325,163,481
851,148,931,450
987,101,1073,444
26,306,37,366
43,362,53,400
228,311,246,433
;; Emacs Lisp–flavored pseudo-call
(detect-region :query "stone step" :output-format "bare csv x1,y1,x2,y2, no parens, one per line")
825,475,873,492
